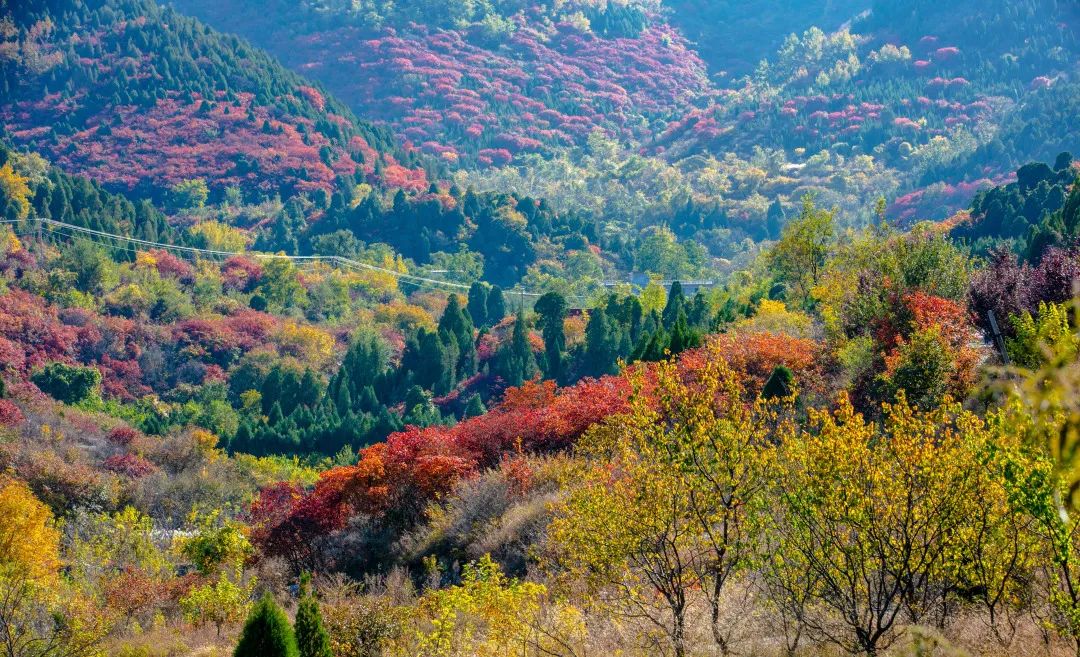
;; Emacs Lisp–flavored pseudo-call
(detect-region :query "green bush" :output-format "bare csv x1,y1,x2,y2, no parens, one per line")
30,362,102,405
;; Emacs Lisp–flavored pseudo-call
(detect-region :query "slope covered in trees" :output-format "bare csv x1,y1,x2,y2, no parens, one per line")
0,0,428,200
654,0,1080,225
3,1,1080,654
1,0,699,288
951,153,1080,257
169,0,1079,261
3,174,1080,655
168,0,711,168
664,0,873,78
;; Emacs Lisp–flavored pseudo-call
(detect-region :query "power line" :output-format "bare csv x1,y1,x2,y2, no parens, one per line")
2,217,589,304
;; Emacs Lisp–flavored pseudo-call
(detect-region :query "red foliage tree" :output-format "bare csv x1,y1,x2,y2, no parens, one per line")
0,399,24,427
103,453,157,478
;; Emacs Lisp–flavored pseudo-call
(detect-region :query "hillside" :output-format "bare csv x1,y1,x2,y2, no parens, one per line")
0,0,431,200
665,0,873,78
4,143,1080,655
168,0,713,167
167,0,1080,262
1,0,649,288
4,2,1080,656
654,0,1080,223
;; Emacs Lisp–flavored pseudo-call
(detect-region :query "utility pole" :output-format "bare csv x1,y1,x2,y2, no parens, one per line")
987,310,1010,366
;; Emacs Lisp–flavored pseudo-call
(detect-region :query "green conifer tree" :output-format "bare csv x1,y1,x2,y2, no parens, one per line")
534,292,569,384
294,573,332,657
467,282,490,328
762,365,795,400
495,313,537,387
464,394,486,418
583,306,618,378
438,294,477,378
486,285,507,325
234,593,299,657
661,280,686,329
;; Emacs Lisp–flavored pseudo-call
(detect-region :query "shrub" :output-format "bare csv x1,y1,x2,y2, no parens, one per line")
30,362,102,404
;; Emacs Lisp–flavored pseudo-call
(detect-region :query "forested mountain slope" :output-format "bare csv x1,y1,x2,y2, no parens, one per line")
0,0,431,201
655,0,1080,223
3,0,1080,648
1,0,649,289
167,0,713,168
664,0,873,78
166,0,1079,262
4,145,1080,655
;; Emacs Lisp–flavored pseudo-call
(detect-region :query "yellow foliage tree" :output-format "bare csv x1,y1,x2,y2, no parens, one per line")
768,195,835,307
414,555,547,657
275,322,335,369
0,161,32,221
549,357,782,657
189,220,248,252
769,393,1023,654
4,229,22,254
0,476,60,580
0,477,110,657
736,298,813,338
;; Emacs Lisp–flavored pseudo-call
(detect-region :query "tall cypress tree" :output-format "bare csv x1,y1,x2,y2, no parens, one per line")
766,199,786,239
534,292,568,384
234,593,299,657
486,285,507,325
294,573,332,657
438,294,476,379
494,313,537,387
333,332,390,410
687,291,711,329
582,306,618,378
662,281,686,329
438,294,471,339
667,310,700,357
467,282,489,328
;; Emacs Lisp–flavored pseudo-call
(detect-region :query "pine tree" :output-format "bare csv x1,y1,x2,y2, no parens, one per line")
633,326,669,363
438,294,477,378
464,394,486,418
298,370,322,408
766,199,786,239
438,294,471,339
294,573,332,657
233,593,299,657
583,306,618,378
687,292,711,329
667,311,694,356
261,367,283,414
267,401,285,427
402,329,449,393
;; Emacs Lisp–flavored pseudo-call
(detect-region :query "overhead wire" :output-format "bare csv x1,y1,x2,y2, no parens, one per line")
1,217,590,305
